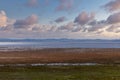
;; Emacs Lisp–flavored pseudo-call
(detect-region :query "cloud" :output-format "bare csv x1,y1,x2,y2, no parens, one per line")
32,24,56,32
56,0,73,11
14,14,38,29
58,22,75,31
55,16,66,23
74,11,95,25
57,12,106,33
103,0,120,12
58,22,81,32
87,24,106,33
26,0,38,7
87,20,107,32
106,24,120,33
0,25,13,32
107,12,120,24
105,11,120,33
0,10,7,27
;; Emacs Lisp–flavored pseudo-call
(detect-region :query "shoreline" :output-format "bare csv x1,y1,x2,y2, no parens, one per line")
1,46,120,52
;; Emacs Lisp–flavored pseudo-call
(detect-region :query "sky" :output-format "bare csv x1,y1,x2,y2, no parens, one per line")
0,0,120,39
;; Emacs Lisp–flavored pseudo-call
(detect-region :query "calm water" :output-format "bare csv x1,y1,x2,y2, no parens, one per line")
0,63,99,66
0,40,120,50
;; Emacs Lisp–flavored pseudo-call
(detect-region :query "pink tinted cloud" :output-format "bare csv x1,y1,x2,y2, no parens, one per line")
74,11,95,25
104,0,120,12
0,10,7,27
14,14,38,29
26,0,38,7
107,12,120,24
56,0,74,11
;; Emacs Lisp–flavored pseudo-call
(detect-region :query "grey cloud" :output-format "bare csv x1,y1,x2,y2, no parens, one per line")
32,24,57,32
89,20,106,26
107,12,120,24
87,24,105,32
74,11,95,25
86,20,107,32
14,14,38,29
55,16,66,23
58,22,81,32
58,22,75,31
58,19,107,33
103,0,120,12
87,13,120,33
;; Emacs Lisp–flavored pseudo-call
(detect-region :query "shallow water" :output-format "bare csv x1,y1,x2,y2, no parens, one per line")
0,63,99,66
0,41,120,50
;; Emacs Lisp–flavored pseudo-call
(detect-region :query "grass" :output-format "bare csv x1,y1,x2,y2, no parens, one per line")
0,65,120,80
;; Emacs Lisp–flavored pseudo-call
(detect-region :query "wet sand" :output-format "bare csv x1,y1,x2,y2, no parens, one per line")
0,48,120,64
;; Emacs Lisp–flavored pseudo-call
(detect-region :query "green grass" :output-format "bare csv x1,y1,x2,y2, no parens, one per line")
0,65,120,80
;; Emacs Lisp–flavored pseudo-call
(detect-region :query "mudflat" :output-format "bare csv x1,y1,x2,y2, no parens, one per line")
0,48,120,64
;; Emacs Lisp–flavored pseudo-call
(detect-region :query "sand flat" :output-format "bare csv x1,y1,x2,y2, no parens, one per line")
0,48,119,64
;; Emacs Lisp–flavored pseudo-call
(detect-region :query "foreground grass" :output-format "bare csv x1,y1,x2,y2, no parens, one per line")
0,65,120,80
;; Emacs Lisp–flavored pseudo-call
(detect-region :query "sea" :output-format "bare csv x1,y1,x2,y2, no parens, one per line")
0,39,119,51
